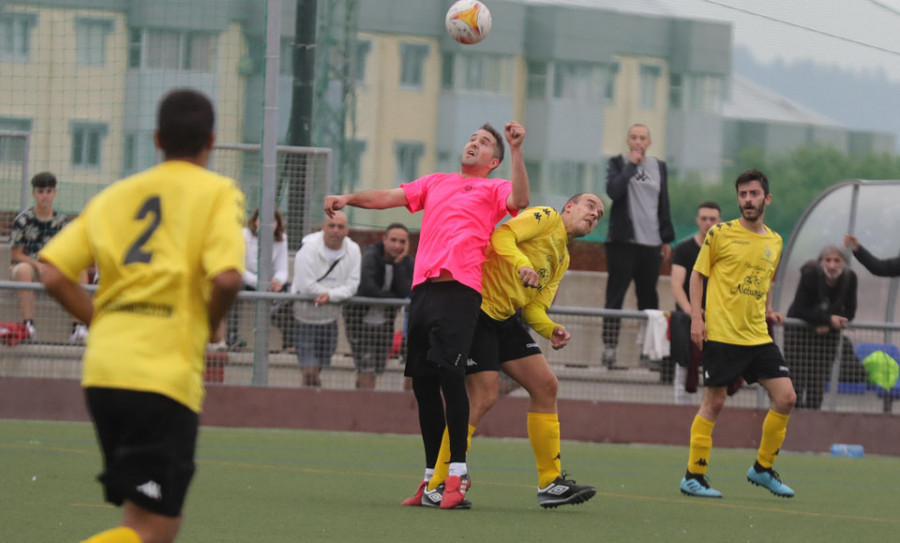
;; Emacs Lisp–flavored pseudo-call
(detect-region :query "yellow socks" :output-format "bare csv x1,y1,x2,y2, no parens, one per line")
428,424,475,491
757,410,789,468
687,415,715,475
528,412,562,488
80,527,142,543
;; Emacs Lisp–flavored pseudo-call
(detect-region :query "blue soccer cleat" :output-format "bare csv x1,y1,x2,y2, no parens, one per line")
680,474,723,498
747,466,795,497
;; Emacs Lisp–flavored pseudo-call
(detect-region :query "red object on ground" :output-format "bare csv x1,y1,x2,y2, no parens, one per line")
388,329,403,360
205,351,228,383
0,322,29,346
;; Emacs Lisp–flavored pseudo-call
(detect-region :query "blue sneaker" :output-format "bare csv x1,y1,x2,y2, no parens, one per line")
680,474,722,498
747,466,794,497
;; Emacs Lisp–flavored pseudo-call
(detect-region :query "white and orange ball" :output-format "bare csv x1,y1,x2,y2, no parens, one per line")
445,0,492,45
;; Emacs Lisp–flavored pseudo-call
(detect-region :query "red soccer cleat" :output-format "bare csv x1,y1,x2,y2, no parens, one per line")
439,474,471,510
401,480,428,506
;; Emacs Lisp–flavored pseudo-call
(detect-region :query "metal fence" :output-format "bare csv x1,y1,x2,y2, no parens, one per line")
0,130,31,239
2,281,899,415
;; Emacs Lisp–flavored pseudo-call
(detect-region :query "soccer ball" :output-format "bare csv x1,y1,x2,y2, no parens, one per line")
445,0,492,45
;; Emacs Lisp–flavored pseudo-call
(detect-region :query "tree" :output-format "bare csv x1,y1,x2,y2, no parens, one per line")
668,145,900,241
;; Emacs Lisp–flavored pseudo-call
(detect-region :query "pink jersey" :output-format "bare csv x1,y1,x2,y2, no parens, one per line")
402,172,515,293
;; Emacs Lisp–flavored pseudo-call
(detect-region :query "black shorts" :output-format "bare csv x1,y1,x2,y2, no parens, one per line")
405,281,482,378
85,387,198,517
702,341,791,387
467,310,542,374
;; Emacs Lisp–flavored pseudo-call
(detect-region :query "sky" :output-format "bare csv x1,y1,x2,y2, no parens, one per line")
525,0,900,82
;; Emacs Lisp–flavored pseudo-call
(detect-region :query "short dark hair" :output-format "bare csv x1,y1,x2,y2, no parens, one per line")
384,223,409,234
31,172,57,189
480,123,505,165
735,168,770,196
156,88,215,159
561,193,583,212
697,201,720,212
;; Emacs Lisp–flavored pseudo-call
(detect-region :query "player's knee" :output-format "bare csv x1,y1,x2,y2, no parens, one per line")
532,373,558,403
703,395,727,417
470,388,498,420
774,389,797,412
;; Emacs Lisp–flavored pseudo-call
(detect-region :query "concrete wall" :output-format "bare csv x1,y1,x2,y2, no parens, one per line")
5,377,900,455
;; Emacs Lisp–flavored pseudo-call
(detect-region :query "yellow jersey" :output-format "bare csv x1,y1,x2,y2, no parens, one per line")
693,219,782,346
40,161,245,412
480,206,569,339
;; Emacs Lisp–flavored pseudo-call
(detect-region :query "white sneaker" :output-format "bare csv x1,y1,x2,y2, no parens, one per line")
208,340,227,352
70,324,89,343
24,321,36,339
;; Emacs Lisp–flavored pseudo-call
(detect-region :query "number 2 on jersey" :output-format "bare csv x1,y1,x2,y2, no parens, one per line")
124,195,162,264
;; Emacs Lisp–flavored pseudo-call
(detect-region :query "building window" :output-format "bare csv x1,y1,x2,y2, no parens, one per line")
123,134,137,174
547,161,586,196
344,140,366,192
128,28,142,68
524,159,543,188
0,13,36,61
441,52,454,89
526,61,547,99
442,52,512,94
605,62,619,103
0,118,31,163
553,62,617,104
354,40,371,83
685,74,725,113
128,28,217,71
70,123,108,168
395,142,425,183
76,18,113,66
465,54,511,93
399,43,429,88
639,64,662,109
669,74,683,109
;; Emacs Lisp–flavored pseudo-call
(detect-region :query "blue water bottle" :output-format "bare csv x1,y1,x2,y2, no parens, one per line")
830,443,865,458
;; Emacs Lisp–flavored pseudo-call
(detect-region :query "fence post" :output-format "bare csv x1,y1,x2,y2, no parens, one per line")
825,334,844,412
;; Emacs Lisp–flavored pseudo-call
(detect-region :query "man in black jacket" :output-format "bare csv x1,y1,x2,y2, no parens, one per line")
344,223,414,389
785,245,857,409
845,234,900,276
603,124,675,368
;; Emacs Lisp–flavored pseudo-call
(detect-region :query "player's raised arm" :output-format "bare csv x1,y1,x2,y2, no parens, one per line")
505,121,530,211
324,188,408,218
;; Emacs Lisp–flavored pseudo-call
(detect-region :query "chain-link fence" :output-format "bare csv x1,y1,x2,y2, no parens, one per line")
0,130,31,239
4,280,899,415
210,144,332,251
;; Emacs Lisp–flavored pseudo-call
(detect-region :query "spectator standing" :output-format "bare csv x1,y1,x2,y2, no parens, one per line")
325,122,529,510
290,211,360,387
603,124,674,368
10,172,87,341
39,89,245,543
670,201,721,403
224,208,290,349
785,245,857,409
680,169,796,499
343,223,413,390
